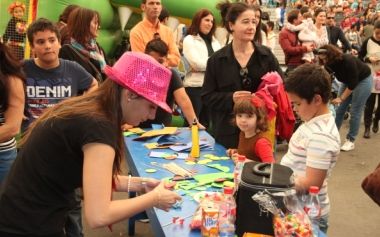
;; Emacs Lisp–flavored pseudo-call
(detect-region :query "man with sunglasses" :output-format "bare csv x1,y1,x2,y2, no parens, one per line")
326,12,355,54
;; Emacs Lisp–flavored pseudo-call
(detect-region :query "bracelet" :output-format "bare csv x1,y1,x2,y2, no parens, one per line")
141,177,148,191
127,175,131,193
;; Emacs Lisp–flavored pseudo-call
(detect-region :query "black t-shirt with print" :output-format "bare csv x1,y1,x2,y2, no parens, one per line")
0,116,118,235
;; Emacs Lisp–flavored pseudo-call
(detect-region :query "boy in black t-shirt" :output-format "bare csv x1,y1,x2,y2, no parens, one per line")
135,38,204,129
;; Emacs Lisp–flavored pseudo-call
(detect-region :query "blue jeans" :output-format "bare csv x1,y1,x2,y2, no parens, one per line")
319,214,329,234
335,75,372,141
0,148,17,185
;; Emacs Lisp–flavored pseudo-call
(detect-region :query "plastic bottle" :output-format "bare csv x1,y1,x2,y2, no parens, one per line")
218,187,236,237
233,155,246,193
304,186,321,237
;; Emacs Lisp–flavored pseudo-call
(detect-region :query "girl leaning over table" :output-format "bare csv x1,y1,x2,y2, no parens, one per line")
0,52,181,236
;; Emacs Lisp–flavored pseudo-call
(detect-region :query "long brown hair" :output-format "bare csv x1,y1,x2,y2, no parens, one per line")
67,7,100,45
0,42,25,111
318,44,343,64
21,79,124,176
187,9,216,40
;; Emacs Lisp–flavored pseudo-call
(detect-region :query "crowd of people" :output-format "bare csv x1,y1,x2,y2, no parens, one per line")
0,0,380,236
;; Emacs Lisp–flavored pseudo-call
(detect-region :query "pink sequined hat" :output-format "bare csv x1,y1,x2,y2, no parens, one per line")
104,52,172,113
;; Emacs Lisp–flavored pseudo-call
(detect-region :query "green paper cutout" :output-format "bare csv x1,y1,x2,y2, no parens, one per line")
219,156,230,160
223,181,235,187
123,131,134,137
145,169,157,173
211,182,224,188
206,164,230,172
194,186,207,191
197,159,213,165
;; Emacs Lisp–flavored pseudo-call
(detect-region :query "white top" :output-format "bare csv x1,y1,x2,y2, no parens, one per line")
182,34,221,87
281,113,341,217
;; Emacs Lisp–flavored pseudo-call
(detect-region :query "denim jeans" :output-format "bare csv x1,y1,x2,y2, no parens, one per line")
335,75,372,141
0,148,17,185
319,214,329,234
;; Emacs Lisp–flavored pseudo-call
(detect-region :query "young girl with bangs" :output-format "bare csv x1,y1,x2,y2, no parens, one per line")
227,95,274,163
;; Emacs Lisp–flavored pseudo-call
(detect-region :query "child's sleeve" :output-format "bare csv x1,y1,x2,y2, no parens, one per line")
254,138,275,163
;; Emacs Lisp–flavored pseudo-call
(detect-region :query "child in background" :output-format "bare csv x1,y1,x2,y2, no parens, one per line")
266,21,276,54
284,12,316,63
281,64,340,233
227,95,275,163
3,1,27,60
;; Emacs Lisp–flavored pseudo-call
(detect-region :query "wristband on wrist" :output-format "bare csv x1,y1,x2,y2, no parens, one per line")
127,175,131,193
141,177,147,190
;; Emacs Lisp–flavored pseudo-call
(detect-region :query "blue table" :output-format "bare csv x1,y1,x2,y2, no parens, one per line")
124,128,233,237
124,128,328,237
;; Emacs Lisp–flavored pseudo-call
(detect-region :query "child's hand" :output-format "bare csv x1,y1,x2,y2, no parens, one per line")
226,148,237,157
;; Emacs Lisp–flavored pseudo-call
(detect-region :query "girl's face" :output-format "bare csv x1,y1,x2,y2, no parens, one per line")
121,90,157,126
374,28,380,41
90,15,99,38
315,11,326,25
236,113,257,135
229,9,257,42
199,14,214,35
12,6,24,19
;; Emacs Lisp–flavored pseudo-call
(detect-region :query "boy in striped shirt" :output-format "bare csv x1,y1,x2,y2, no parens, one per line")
281,64,341,234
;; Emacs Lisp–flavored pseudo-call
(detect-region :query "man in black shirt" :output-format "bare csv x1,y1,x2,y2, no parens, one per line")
326,12,356,54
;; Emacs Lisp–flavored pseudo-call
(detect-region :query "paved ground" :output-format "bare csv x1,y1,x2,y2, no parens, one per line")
84,119,380,237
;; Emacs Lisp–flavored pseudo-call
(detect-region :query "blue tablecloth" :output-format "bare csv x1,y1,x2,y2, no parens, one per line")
124,128,233,237
124,128,328,237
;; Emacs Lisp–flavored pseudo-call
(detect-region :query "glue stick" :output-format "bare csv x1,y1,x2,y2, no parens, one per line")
190,118,200,158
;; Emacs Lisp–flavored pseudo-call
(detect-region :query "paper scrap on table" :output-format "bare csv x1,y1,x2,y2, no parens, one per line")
197,159,213,165
145,169,157,173
149,151,188,160
123,131,134,137
145,143,159,149
128,128,146,134
170,141,213,152
206,164,230,173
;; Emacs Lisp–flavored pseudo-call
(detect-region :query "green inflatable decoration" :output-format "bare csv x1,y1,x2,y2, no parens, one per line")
0,0,226,58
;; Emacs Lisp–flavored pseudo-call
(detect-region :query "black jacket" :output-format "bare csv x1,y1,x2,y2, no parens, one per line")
327,25,352,52
201,42,283,148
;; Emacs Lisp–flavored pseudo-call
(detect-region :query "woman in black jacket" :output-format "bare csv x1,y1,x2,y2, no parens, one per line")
317,44,372,151
201,2,283,148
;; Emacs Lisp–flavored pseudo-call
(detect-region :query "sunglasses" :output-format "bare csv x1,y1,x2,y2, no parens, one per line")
327,17,335,19
240,67,252,90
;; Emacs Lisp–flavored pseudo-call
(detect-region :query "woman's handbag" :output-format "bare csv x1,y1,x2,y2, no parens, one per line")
361,162,380,206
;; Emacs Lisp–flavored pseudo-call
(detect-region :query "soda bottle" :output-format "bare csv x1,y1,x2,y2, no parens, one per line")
233,155,246,193
304,186,321,237
218,187,236,237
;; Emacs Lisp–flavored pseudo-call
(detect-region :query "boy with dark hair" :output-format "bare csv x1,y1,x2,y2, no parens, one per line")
24,18,98,237
23,18,97,128
281,64,340,234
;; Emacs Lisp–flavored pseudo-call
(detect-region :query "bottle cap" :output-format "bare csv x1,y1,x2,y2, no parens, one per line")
309,186,319,194
224,187,234,195
237,155,246,162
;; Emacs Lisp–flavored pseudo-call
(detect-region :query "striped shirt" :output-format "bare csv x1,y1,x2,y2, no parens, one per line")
281,113,341,216
0,109,17,151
